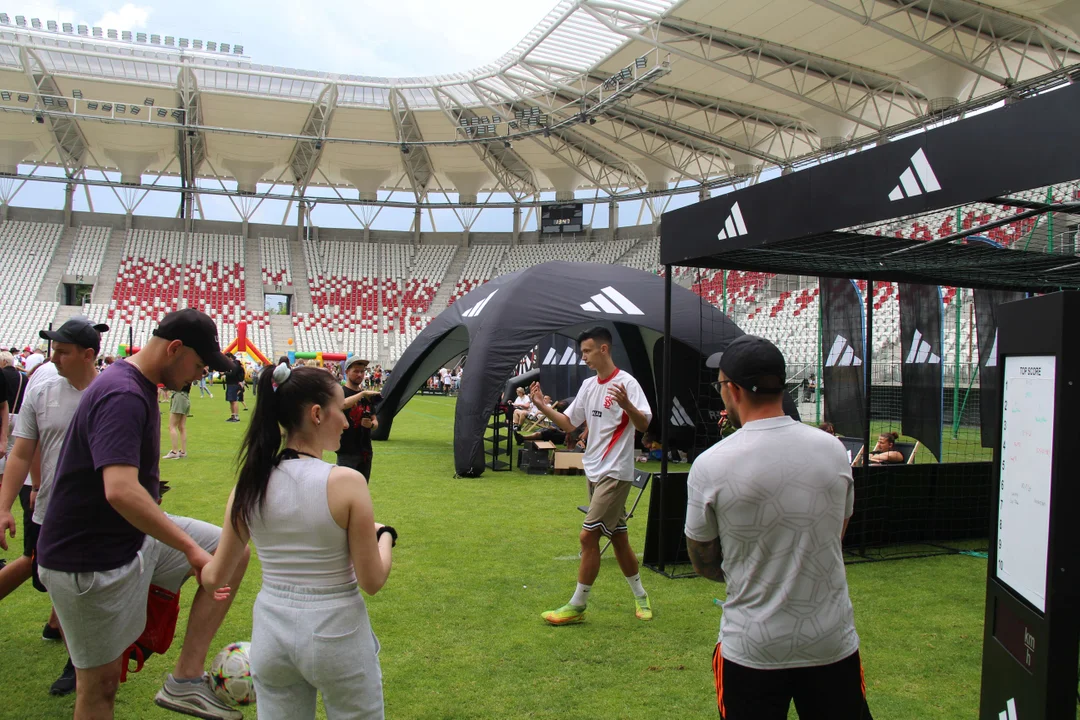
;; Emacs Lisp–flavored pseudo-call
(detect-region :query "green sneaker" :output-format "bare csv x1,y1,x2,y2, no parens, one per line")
634,593,653,621
541,603,586,626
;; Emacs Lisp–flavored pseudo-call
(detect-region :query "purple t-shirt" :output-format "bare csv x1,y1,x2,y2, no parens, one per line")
37,360,161,573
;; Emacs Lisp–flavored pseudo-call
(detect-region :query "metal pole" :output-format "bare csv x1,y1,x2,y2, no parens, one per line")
816,283,822,424
1046,187,1054,254
721,269,727,316
46,322,52,356
861,280,874,556
659,264,672,574
953,286,961,439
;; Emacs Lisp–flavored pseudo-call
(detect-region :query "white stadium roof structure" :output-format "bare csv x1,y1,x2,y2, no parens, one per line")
0,0,1079,228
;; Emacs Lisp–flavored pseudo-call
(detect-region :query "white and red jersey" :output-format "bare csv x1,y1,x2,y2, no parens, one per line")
566,368,652,483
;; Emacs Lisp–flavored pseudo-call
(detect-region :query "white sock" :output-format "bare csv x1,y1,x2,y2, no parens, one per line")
569,582,591,607
625,573,647,598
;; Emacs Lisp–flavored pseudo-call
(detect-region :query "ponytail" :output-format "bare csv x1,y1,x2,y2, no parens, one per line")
232,362,337,533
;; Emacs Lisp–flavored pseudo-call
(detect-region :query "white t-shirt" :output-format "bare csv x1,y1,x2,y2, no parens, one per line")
15,372,86,525
566,368,651,483
512,395,531,410
685,416,858,670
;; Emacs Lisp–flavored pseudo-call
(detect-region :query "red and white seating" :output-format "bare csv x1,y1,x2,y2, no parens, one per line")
260,237,293,288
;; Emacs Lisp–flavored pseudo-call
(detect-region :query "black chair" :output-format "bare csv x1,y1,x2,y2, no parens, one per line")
577,468,652,557
837,436,864,467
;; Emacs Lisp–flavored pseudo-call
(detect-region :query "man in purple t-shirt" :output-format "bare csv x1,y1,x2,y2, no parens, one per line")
37,309,249,720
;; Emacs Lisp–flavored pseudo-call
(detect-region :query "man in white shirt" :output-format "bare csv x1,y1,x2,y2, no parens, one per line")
684,335,871,719
530,326,654,625
0,316,107,697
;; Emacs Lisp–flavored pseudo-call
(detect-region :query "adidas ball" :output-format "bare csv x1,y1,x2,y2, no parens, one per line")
209,641,256,706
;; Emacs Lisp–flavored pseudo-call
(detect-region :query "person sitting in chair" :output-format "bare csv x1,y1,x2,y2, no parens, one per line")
868,431,904,464
511,387,532,429
515,421,587,450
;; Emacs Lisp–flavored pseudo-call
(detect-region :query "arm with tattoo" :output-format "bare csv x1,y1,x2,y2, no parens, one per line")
686,537,725,583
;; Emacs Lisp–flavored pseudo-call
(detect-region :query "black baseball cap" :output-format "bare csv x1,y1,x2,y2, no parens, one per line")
706,335,786,393
39,316,109,354
153,309,235,372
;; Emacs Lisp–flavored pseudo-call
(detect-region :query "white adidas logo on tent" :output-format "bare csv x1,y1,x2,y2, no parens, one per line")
825,335,862,367
462,289,498,318
904,328,941,364
715,201,748,241
998,697,1018,720
671,397,694,427
581,286,643,315
888,148,941,201
985,329,999,367
542,347,586,366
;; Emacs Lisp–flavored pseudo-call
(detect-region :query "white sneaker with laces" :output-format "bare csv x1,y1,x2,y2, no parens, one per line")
162,451,181,460
154,673,242,720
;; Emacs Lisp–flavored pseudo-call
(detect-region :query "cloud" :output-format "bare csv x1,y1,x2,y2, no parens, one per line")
7,0,78,25
94,3,151,32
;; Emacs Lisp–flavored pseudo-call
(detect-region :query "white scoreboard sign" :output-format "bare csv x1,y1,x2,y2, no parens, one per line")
995,355,1056,613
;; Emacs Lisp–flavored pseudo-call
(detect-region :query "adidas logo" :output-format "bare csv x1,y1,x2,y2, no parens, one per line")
998,697,1018,720
671,397,694,427
581,286,643,315
715,202,747,240
542,347,586,366
463,289,498,318
985,329,999,367
904,328,941,364
825,335,862,367
888,148,941,201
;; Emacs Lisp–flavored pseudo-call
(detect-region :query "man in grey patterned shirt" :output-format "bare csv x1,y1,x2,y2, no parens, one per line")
685,335,872,720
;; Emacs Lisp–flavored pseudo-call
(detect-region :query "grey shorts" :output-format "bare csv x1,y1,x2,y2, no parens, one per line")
38,515,221,669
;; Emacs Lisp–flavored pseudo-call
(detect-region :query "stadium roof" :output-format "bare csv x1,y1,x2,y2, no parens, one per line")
1,0,1079,207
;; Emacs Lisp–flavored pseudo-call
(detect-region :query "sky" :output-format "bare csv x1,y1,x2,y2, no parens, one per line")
3,1,702,232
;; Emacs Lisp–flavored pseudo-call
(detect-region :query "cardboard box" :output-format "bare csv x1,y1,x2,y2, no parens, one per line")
554,451,585,475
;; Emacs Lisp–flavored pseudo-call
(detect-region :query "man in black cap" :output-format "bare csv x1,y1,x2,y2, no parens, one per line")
35,309,249,720
0,316,107,694
684,335,871,720
338,356,380,482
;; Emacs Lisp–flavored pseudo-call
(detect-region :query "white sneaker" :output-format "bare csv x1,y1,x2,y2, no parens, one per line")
162,451,181,460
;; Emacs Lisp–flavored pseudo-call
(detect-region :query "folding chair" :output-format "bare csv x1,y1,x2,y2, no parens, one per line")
838,436,864,468
577,468,652,557
895,441,921,465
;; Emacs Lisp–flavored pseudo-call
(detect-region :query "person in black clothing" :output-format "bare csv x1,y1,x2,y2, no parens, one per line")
338,356,380,482
223,353,246,422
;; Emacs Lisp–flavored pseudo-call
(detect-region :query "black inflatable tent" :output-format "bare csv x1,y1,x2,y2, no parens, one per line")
373,261,756,476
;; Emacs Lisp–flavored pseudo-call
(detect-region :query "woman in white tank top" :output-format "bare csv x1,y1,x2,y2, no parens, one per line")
201,362,395,720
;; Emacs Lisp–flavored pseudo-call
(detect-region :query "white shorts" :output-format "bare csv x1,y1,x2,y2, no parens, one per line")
39,515,220,669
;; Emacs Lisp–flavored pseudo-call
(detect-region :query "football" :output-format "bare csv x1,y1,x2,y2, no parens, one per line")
209,641,256,706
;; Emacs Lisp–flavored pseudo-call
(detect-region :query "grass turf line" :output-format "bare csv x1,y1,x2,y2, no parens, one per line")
0,393,997,719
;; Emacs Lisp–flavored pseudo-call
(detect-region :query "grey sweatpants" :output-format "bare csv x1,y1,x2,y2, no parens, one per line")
251,580,383,720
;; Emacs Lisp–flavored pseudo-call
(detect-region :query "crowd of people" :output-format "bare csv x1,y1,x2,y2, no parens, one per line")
0,309,874,720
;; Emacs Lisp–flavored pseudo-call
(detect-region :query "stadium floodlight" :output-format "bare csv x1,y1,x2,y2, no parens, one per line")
17,94,28,102
58,98,68,108
107,29,117,39
0,91,8,101
72,89,82,98
192,39,202,49
87,101,98,110
156,108,167,118
151,34,160,44
165,36,174,46
78,25,87,35
179,38,189,48
47,20,56,31
0,14,8,24
31,18,41,29
130,106,140,115
636,56,647,69
136,32,146,42
42,96,54,106
15,16,25,26
63,23,72,33
207,41,216,51
122,30,131,41
116,104,125,113
233,45,243,54
144,97,154,106
220,43,229,53
92,27,102,37
171,109,183,119
101,103,112,111
508,120,518,129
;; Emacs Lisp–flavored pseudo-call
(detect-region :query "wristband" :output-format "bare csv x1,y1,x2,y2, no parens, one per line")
376,525,397,547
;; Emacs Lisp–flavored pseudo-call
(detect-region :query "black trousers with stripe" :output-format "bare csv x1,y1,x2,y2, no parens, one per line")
713,644,873,720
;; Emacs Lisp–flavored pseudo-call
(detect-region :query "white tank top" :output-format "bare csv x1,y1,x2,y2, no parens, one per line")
247,457,357,588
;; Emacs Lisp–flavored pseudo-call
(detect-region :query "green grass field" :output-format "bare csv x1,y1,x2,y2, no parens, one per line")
0,393,1003,719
